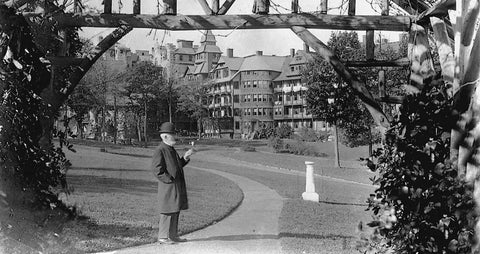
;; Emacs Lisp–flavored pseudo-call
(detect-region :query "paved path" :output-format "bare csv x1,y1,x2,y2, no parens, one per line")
97,165,284,254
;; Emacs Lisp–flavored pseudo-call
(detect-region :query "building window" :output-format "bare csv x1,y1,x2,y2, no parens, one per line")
253,94,258,102
253,81,258,88
247,94,251,102
234,95,239,103
235,121,240,129
253,108,258,116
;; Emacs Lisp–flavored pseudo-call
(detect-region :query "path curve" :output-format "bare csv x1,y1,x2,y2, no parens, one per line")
97,165,284,254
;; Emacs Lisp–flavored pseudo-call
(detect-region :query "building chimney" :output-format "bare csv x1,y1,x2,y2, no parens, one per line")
290,48,295,57
227,48,234,58
256,50,263,56
303,43,310,52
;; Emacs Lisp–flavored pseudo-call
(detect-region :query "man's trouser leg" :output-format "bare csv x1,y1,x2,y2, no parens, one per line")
158,212,179,240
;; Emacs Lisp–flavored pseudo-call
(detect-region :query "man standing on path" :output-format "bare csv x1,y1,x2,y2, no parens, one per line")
151,122,194,244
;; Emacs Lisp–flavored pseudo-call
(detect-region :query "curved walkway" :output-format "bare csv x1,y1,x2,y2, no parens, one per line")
97,165,284,254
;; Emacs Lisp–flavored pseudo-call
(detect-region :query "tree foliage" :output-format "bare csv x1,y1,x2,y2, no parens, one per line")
0,3,79,208
358,77,475,253
123,61,164,142
303,31,408,148
303,31,378,147
176,82,209,137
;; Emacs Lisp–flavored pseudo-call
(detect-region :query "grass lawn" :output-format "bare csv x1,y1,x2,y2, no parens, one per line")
80,140,377,254
191,156,374,254
60,139,377,253
2,145,243,254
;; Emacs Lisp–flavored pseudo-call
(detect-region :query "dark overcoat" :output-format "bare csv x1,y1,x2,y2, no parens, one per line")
151,142,189,213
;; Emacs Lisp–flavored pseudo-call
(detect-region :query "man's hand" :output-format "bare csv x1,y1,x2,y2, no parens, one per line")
184,148,195,160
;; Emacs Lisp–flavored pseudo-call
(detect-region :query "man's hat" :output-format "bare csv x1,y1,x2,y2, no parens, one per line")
159,122,175,134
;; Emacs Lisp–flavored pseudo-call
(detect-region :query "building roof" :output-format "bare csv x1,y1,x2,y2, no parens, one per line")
200,30,217,44
194,62,209,74
223,57,244,71
272,57,296,81
238,55,287,72
196,44,222,54
273,50,314,82
289,50,314,65
176,47,196,55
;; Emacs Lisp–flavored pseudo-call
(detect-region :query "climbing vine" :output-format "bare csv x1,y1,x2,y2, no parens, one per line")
357,76,475,253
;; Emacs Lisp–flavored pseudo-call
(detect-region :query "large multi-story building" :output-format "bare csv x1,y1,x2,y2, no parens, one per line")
206,47,324,138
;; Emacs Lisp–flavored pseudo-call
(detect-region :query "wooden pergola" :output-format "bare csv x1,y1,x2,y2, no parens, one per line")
3,0,480,249
20,0,473,157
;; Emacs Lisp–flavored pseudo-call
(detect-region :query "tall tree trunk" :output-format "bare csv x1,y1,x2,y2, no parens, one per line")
143,100,148,147
136,114,142,142
113,95,117,144
101,105,106,141
197,118,202,139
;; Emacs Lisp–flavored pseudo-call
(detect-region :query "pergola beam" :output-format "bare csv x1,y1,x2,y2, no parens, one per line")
197,0,213,15
291,26,390,129
217,0,236,15
28,13,411,31
415,0,455,23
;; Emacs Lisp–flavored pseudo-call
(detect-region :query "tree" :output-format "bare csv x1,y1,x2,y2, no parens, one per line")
66,78,101,139
177,82,210,139
303,31,408,156
0,0,131,211
303,31,370,166
123,61,164,146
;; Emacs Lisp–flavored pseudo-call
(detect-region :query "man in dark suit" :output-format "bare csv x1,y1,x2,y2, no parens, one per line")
151,122,194,244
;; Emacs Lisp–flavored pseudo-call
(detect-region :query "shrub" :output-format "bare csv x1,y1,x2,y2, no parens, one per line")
240,145,256,152
275,124,293,138
296,127,320,142
268,137,285,152
255,125,276,139
357,78,475,253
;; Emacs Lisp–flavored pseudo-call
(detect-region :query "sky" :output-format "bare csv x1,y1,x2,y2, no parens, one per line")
80,0,406,57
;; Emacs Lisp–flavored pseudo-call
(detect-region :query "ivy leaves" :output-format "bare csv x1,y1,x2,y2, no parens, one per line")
359,77,475,253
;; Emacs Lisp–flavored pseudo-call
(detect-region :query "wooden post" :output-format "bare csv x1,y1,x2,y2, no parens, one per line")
430,17,454,96
453,0,464,93
378,69,386,112
197,0,214,14
461,0,479,72
163,0,177,15
104,0,112,14
408,23,435,92
133,0,140,14
320,0,327,14
212,0,219,14
218,0,236,15
348,0,355,16
380,0,389,16
292,0,299,13
333,123,340,168
366,30,374,61
253,0,270,14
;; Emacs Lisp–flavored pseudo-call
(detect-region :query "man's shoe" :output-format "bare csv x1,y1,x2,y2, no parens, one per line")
158,238,176,244
170,237,188,243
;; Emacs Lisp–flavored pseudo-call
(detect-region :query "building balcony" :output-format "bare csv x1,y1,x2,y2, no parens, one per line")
282,113,310,119
273,87,283,92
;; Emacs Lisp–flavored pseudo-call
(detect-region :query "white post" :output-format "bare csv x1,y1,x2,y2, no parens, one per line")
302,161,319,202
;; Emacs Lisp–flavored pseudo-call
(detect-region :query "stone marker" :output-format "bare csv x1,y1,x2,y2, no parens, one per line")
302,161,319,202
